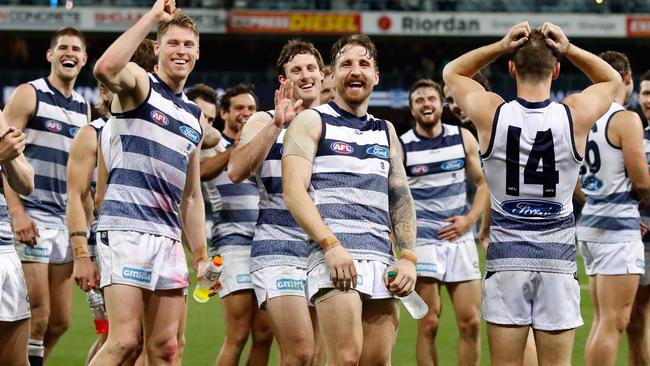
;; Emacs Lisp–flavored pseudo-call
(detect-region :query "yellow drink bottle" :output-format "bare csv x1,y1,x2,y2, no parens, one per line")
193,256,223,303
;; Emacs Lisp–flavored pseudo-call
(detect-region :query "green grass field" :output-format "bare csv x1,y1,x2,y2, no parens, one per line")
48,248,632,365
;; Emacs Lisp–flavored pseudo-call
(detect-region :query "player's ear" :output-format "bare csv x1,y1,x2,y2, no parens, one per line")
154,40,160,56
508,60,516,79
46,48,53,63
552,62,560,80
277,74,286,83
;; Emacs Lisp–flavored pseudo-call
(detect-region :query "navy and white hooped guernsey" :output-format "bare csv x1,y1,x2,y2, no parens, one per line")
0,172,14,246
203,135,259,251
400,124,471,246
250,110,311,272
577,103,640,242
640,127,650,250
306,102,393,271
482,98,582,274
23,78,88,228
97,73,203,241
87,117,108,248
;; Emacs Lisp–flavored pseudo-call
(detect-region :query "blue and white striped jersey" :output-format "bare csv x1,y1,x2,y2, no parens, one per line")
202,135,259,250
640,127,650,249
0,172,13,246
97,73,203,241
482,98,581,274
307,102,393,271
23,78,88,228
577,103,640,242
400,124,471,246
250,110,311,272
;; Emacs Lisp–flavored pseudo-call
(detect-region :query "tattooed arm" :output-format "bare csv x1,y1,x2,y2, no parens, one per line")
386,122,417,296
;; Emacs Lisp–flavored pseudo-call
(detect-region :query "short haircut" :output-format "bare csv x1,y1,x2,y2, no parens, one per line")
219,83,258,112
323,65,333,77
276,39,325,77
472,71,491,92
641,70,650,83
512,29,559,83
599,50,631,77
157,14,199,44
50,27,86,50
408,79,444,109
331,33,378,70
131,39,157,72
186,83,217,105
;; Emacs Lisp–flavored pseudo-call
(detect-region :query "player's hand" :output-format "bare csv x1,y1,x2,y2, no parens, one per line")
501,21,530,53
641,222,649,238
74,257,100,292
273,79,303,128
324,244,357,291
207,279,223,298
150,0,180,24
385,259,416,297
438,215,472,242
195,257,209,282
13,212,39,246
0,127,26,164
541,22,570,55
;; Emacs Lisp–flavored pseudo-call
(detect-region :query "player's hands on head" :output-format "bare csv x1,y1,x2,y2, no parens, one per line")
541,22,570,56
73,258,100,292
385,259,416,297
150,0,181,24
324,244,357,291
0,127,26,164
273,79,303,128
501,21,531,52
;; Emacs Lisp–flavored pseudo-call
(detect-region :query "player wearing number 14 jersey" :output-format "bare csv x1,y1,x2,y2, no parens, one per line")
444,23,621,365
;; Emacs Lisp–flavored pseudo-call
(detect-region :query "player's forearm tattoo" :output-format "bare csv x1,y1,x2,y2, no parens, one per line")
388,138,416,252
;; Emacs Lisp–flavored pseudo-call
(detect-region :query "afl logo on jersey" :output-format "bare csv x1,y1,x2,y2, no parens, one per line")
330,141,354,154
366,145,389,159
441,159,464,171
150,110,169,126
411,165,429,175
501,199,563,218
180,125,200,143
69,127,79,137
45,120,62,133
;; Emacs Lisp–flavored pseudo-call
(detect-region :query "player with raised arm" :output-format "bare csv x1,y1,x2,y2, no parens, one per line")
228,39,326,366
443,22,620,365
90,1,214,364
3,26,89,366
400,79,487,365
282,34,417,366
0,109,35,366
576,51,650,366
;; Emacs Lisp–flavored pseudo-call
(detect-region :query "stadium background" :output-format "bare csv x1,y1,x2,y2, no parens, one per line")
0,0,646,364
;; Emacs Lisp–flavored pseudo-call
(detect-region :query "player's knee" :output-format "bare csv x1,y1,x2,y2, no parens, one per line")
111,335,142,357
30,311,50,336
226,327,250,349
458,315,481,338
418,312,440,337
335,346,361,366
46,318,70,340
283,346,314,366
146,336,178,362
176,333,186,355
252,325,274,346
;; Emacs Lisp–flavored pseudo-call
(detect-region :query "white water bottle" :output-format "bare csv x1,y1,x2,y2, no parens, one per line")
386,265,429,320
87,289,109,334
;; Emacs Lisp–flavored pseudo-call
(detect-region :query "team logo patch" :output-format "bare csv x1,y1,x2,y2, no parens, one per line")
417,262,438,273
24,246,49,258
441,159,464,171
366,144,389,159
236,274,252,284
276,278,305,291
69,127,79,137
180,125,200,143
411,165,429,175
122,267,153,283
637,258,646,269
500,199,563,218
150,110,169,126
581,175,603,192
330,141,354,154
45,120,62,133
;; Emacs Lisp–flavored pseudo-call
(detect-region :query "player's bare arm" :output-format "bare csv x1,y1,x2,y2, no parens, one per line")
385,122,417,297
610,111,650,206
439,129,489,242
282,109,358,291
66,125,100,292
228,80,301,183
0,109,33,196
93,0,178,109
442,23,528,143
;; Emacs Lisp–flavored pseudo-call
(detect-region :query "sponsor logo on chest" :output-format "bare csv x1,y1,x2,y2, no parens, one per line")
330,141,354,154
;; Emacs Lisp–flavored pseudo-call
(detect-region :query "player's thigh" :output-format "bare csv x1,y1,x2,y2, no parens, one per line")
596,274,640,315
447,279,481,323
487,323,529,365
533,328,575,366
21,262,49,308
47,262,74,324
315,290,363,352
103,284,145,342
143,288,185,344
415,277,441,314
266,295,314,347
0,319,30,366
221,290,256,329
359,298,399,364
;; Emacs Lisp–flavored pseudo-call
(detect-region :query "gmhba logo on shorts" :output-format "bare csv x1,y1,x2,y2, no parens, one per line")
276,278,305,291
123,267,153,283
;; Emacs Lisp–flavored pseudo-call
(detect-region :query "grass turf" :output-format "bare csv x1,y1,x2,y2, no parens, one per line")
48,248,631,365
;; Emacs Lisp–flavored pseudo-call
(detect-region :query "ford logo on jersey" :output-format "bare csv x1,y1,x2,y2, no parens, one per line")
411,165,429,175
45,120,62,132
581,175,603,192
180,125,200,143
330,141,354,154
69,127,79,137
500,199,563,218
441,159,464,171
150,110,169,126
366,144,389,159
